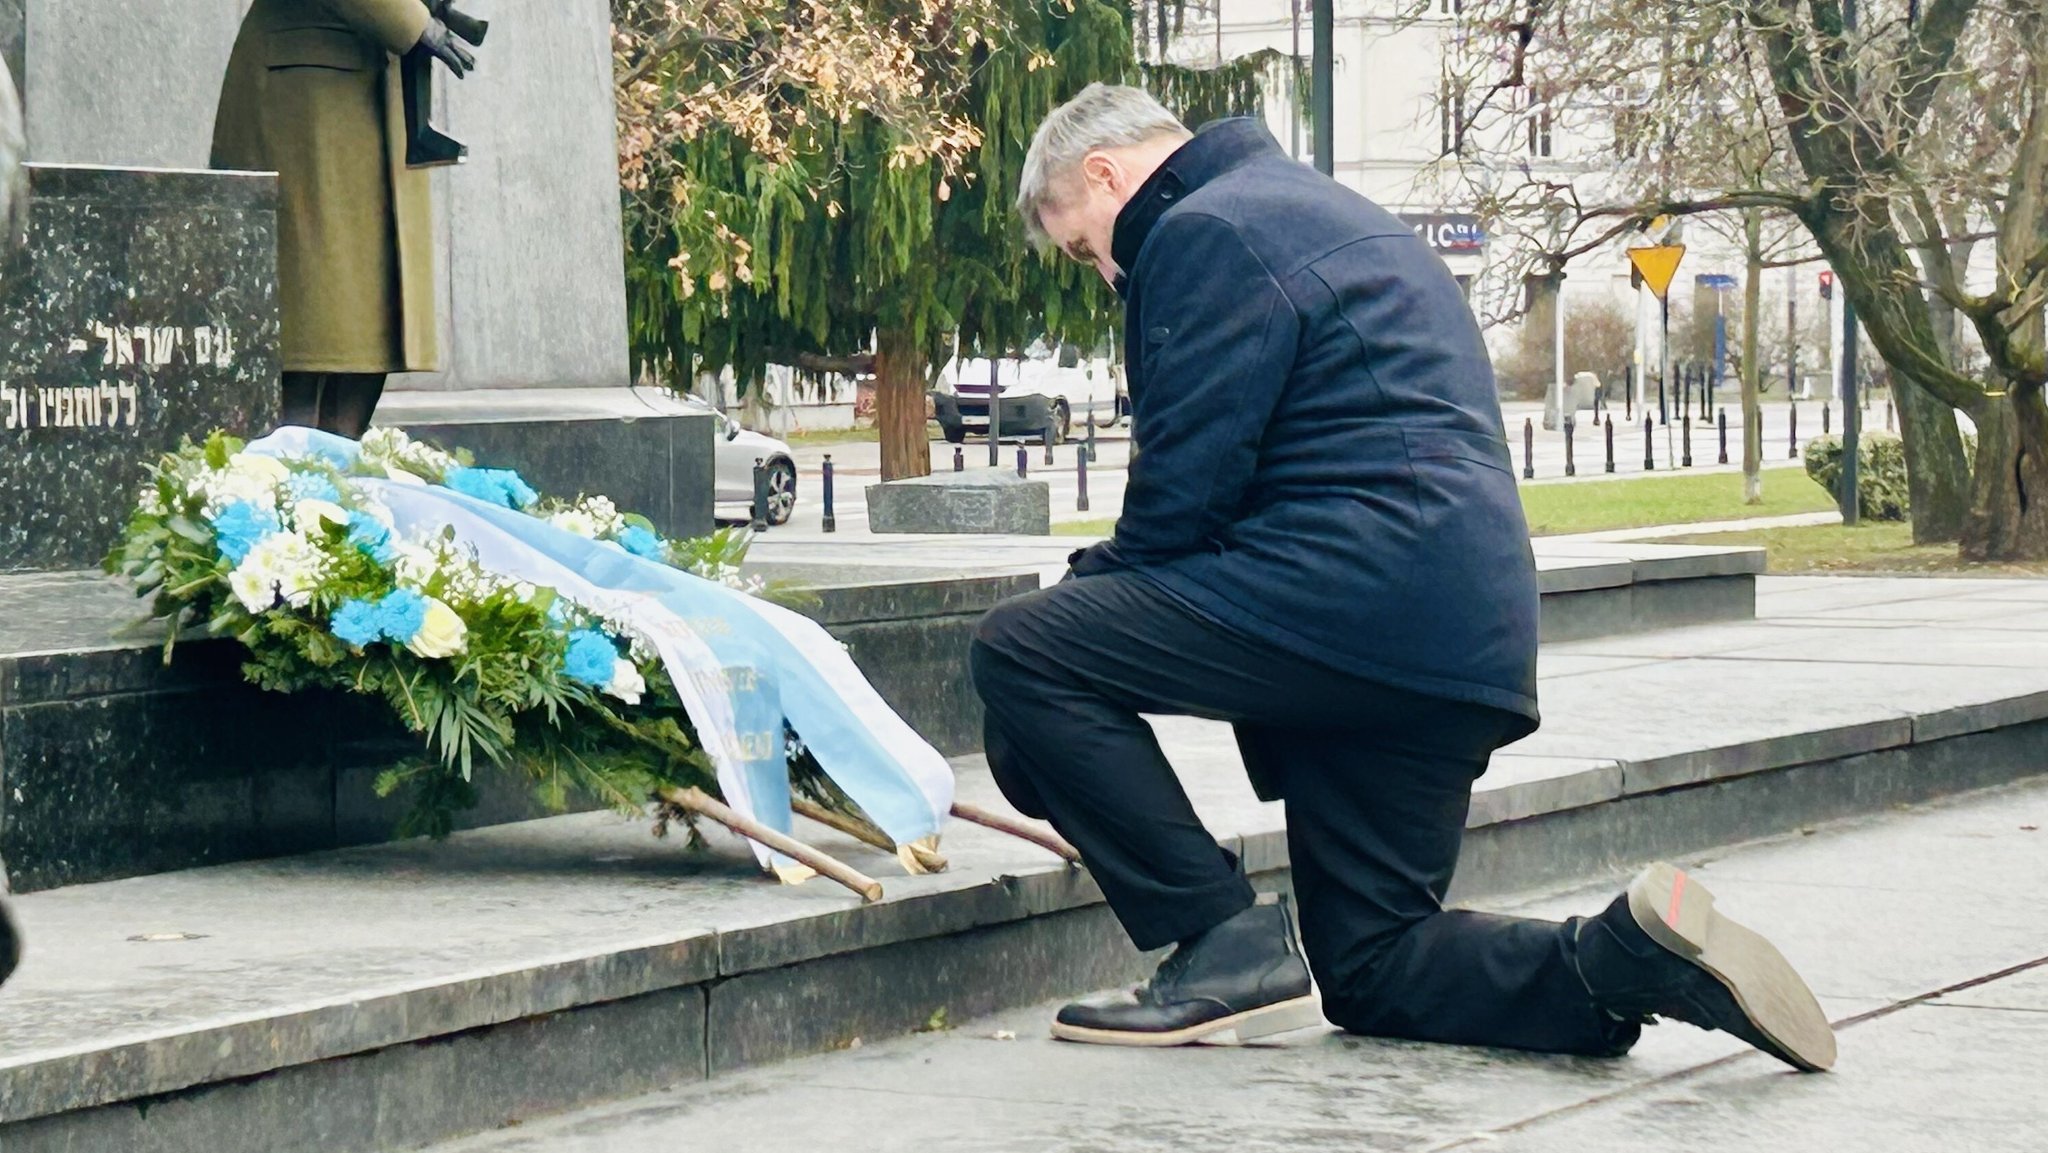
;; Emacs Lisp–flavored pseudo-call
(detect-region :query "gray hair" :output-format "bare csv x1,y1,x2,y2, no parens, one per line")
1015,83,1187,248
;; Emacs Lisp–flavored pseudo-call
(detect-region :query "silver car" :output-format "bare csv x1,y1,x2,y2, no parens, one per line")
678,396,798,527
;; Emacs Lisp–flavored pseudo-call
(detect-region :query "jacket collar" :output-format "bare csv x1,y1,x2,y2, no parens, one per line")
1110,118,1282,278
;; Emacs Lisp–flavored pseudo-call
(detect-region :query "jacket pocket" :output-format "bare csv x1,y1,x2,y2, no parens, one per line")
265,26,378,71
1402,427,1514,473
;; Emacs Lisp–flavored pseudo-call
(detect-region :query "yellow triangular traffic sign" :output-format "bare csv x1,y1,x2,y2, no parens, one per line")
1628,245,1686,300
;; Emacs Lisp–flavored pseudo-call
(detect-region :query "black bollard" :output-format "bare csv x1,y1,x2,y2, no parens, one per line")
1076,446,1091,512
1681,369,1691,424
1625,365,1635,422
1682,413,1693,468
1564,416,1577,477
1789,401,1800,459
1644,418,1655,471
1043,424,1055,466
1523,418,1535,480
1016,445,1028,478
749,458,769,532
821,455,837,534
1718,408,1729,465
1658,374,1668,426
1604,416,1616,473
953,445,964,472
1084,408,1099,464
1823,402,1831,436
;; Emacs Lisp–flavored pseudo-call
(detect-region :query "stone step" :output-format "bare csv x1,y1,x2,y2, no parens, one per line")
0,543,1757,892
2,575,2041,1153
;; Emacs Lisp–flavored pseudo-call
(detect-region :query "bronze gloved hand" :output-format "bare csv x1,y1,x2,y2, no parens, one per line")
416,18,477,77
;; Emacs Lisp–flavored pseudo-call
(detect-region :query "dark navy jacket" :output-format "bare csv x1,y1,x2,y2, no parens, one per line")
1071,119,1541,743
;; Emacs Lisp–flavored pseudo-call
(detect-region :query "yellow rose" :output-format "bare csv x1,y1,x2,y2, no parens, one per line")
294,499,350,529
226,453,291,486
405,597,469,658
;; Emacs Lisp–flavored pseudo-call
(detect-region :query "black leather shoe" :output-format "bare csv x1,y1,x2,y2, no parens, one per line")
1053,898,1321,1046
1575,862,1836,1072
0,900,19,988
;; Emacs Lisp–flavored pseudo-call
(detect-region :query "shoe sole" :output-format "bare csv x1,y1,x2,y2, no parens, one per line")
1050,995,1325,1048
1627,862,1837,1072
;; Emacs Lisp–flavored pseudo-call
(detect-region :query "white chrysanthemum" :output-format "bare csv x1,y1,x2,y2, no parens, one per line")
228,561,277,613
549,509,600,539
605,657,647,705
137,485,167,517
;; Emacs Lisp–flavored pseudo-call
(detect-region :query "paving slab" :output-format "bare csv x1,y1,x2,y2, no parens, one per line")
4,575,2045,1150
1476,998,2048,1153
420,780,2048,1153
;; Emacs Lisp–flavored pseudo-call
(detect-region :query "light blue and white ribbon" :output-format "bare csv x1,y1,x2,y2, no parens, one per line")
248,428,955,874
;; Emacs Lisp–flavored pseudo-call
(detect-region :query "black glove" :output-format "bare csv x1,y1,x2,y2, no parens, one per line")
417,18,476,77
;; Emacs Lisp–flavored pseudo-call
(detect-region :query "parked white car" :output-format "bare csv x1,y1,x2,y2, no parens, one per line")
678,396,797,526
931,344,1127,445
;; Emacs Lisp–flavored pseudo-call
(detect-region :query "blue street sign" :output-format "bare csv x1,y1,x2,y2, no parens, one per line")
1696,273,1739,290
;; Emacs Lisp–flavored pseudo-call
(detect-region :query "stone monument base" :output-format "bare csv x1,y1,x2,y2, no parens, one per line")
0,567,1033,892
865,471,1052,535
374,388,717,540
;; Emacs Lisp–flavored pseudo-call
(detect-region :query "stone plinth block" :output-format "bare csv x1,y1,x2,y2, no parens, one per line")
1,164,281,573
865,472,1052,536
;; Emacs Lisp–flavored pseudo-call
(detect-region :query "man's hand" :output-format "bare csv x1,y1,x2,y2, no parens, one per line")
416,18,476,77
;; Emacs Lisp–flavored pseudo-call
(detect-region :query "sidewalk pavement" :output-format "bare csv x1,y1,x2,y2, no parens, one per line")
1555,510,1843,543
423,761,2048,1153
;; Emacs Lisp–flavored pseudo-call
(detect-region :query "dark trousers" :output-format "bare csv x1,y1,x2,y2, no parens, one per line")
969,572,1626,1057
280,371,386,439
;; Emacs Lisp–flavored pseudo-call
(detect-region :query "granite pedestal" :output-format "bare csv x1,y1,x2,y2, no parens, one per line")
0,164,280,573
866,472,1052,535
0,567,1030,892
378,388,719,541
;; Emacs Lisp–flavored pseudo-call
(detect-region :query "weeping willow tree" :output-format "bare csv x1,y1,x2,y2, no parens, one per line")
615,0,1296,480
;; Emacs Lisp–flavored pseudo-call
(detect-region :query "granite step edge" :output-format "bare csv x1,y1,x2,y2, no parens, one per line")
9,683,2047,1123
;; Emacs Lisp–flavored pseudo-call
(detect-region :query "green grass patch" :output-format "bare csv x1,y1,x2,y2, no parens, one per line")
1519,471,1837,536
1668,522,2048,577
779,422,948,447
1056,471,1838,539
1053,517,1118,537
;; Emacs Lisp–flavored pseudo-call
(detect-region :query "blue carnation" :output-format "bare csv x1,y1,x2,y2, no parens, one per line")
375,588,429,644
330,599,382,648
345,511,395,563
617,525,667,560
499,471,539,510
284,473,342,504
563,629,618,687
442,466,498,505
210,501,281,563
444,466,539,511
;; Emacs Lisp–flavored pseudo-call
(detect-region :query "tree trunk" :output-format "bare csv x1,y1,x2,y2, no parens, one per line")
1891,228,1975,543
1892,372,1972,542
874,326,933,483
1741,208,1763,504
1960,386,2048,561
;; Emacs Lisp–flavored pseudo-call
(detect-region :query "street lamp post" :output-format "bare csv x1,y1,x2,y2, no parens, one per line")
1311,0,1333,177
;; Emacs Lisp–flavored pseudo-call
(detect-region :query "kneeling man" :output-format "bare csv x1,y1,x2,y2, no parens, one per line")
971,84,1834,1070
